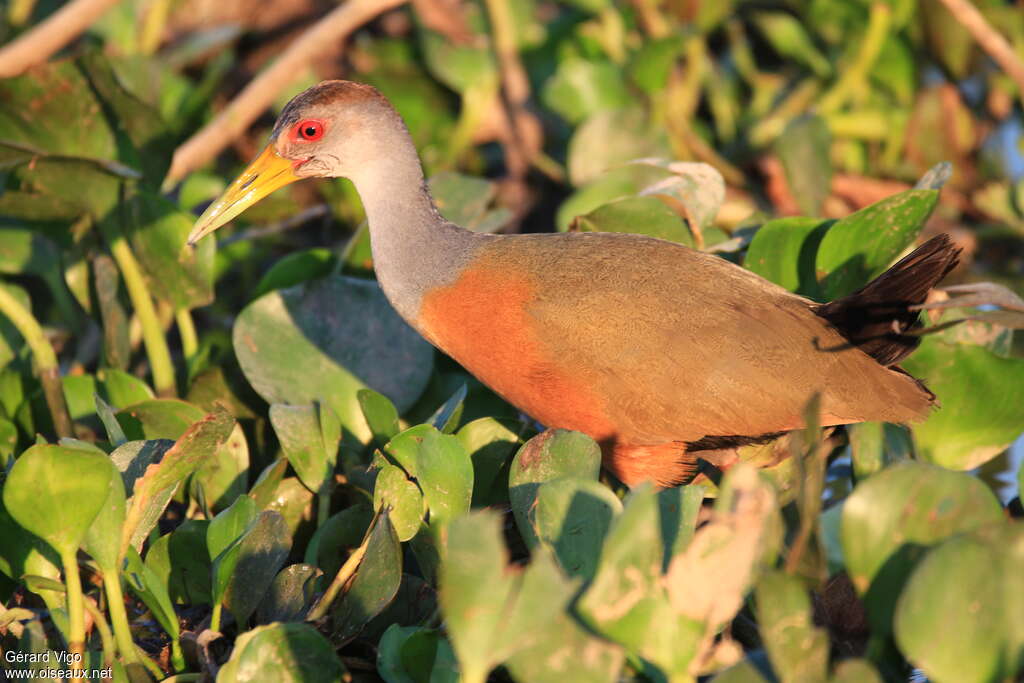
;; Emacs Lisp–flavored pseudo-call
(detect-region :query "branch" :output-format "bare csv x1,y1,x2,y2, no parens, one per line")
166,0,408,184
0,0,123,78
935,0,1024,96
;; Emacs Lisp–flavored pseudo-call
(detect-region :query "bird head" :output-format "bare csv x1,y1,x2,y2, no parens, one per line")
187,80,397,245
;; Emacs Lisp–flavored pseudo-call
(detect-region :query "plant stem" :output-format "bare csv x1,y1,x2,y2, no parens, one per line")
818,2,892,113
306,541,367,621
81,597,115,667
138,0,173,54
0,284,73,438
170,638,185,672
210,602,223,633
102,571,140,665
105,228,176,397
175,308,198,361
60,549,86,681
134,645,164,680
7,0,37,26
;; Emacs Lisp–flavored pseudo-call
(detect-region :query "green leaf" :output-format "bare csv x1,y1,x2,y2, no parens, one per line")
755,571,829,683
846,421,912,479
556,164,673,231
775,115,832,217
304,503,373,580
377,625,459,683
456,417,522,507
123,545,180,640
627,38,682,94
270,403,335,495
429,172,511,233
254,248,338,299
222,510,292,627
0,227,78,326
753,12,832,78
416,429,473,527
504,610,625,683
233,276,433,444
543,59,631,124
373,464,424,542
815,190,938,299
207,495,258,562
894,524,1024,683
80,457,127,572
2,445,115,556
830,659,882,683
94,394,127,447
190,419,250,514
575,196,693,246
631,160,726,233
144,519,211,605
568,108,671,186
841,462,1003,636
330,511,402,644
534,477,621,580
217,622,346,683
901,338,1024,470
357,389,401,447
256,563,322,624
0,494,62,587
656,485,706,570
428,383,466,434
509,430,602,548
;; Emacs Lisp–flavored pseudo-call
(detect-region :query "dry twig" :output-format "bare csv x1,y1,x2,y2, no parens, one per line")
935,0,1024,97
166,0,408,184
0,0,123,77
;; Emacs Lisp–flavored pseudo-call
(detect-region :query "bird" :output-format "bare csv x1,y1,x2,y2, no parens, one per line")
188,80,960,488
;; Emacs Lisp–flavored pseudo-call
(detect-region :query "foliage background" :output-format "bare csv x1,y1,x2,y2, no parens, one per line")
0,0,1023,681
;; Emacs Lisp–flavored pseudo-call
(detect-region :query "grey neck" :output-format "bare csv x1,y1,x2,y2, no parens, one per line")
349,144,483,326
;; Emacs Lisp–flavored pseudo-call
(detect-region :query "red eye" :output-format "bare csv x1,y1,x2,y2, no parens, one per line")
296,119,324,141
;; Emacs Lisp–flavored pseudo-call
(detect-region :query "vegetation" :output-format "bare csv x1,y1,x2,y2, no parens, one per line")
1,0,1024,681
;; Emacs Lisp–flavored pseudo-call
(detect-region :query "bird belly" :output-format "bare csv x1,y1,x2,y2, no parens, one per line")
416,265,617,441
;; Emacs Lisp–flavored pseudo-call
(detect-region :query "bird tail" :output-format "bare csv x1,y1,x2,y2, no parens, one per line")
815,234,961,367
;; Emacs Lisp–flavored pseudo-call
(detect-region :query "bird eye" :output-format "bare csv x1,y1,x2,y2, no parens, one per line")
296,120,324,141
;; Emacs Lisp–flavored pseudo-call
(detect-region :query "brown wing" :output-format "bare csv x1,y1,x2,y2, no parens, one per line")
501,232,933,444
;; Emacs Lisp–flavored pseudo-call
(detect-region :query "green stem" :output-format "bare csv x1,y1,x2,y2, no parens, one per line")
81,597,116,667
138,0,173,54
306,541,367,621
0,283,73,438
102,571,140,665
175,308,198,361
210,602,223,633
134,645,164,680
105,230,176,397
317,492,331,529
170,638,185,672
818,2,892,113
60,549,86,681
7,0,36,26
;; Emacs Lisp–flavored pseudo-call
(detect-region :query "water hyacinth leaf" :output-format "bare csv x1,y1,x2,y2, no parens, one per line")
248,458,289,510
270,403,333,494
415,428,473,527
218,622,346,683
440,512,573,682
894,524,1024,683
357,389,401,447
124,190,215,309
744,217,831,295
504,611,625,683
456,417,521,507
190,421,250,513
110,439,174,495
254,248,338,299
144,519,211,604
417,7,497,95
815,190,938,299
222,511,292,627
81,458,127,571
363,573,438,642
429,172,510,233
841,461,1003,635
96,368,154,408
657,484,707,570
373,464,424,542
0,496,61,587
556,164,674,231
256,563,323,624
330,511,402,644
305,503,373,580
753,12,832,77
509,429,602,548
120,409,235,555
377,625,458,683
846,421,912,479
0,227,78,325
900,338,1024,470
207,495,258,561
115,398,205,440
542,59,632,124
382,423,434,477
95,394,127,447
428,383,466,434
633,160,726,233
123,546,180,642
568,108,672,186
2,445,115,556
830,659,882,683
233,276,433,444
265,477,315,536
775,115,832,217
534,477,621,580
754,571,829,683
574,196,693,246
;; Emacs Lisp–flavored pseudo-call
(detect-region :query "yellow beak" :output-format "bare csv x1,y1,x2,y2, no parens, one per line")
187,144,302,245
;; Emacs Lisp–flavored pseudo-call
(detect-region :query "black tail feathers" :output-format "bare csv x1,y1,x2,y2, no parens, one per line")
815,234,961,366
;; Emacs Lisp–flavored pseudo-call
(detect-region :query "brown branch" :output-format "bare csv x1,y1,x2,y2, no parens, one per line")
0,0,123,77
935,0,1024,95
165,0,408,184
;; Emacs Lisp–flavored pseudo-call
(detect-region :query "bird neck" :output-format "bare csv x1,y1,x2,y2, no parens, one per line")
350,146,482,326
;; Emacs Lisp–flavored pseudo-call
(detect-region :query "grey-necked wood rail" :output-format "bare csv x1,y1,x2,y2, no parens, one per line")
188,80,959,487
